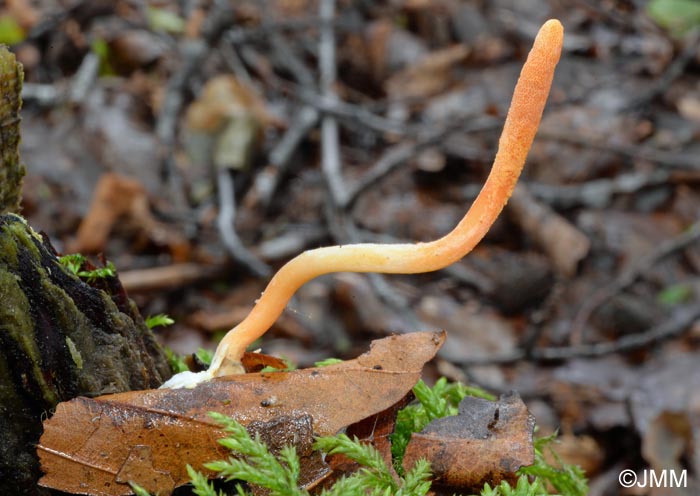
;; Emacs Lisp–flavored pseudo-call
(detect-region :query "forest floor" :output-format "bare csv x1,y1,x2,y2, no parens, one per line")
4,0,700,494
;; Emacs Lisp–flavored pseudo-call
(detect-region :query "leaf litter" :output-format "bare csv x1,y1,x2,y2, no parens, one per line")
38,332,446,495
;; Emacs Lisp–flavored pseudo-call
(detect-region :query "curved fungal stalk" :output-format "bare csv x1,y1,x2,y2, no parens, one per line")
162,19,563,388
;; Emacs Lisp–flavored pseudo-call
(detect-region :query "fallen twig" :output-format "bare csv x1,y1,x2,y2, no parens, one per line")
296,88,413,135
455,304,700,365
509,184,590,277
539,130,700,170
526,170,672,209
319,0,347,209
67,52,99,105
119,263,225,294
250,106,319,211
344,116,499,210
216,169,271,277
570,220,700,342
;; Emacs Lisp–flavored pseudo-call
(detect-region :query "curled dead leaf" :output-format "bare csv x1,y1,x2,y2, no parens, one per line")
70,173,190,261
385,44,470,100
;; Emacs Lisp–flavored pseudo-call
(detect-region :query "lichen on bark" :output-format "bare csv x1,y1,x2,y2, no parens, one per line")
0,45,26,214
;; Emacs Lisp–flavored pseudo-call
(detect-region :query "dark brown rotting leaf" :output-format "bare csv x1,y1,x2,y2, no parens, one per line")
317,392,413,490
246,414,331,494
241,351,290,373
402,392,535,491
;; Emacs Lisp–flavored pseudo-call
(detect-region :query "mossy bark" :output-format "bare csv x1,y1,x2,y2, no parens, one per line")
0,45,25,214
0,214,172,495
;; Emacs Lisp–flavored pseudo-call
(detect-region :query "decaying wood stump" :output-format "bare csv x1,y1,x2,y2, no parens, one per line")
0,214,173,494
0,45,25,214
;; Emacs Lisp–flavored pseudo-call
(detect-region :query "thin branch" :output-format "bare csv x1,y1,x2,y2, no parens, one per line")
455,304,700,366
344,116,499,210
219,39,256,88
68,52,99,104
526,170,672,209
257,225,327,261
216,169,271,278
538,305,700,359
22,51,99,107
539,130,700,170
21,83,61,106
297,88,412,135
269,32,317,88
248,106,319,211
225,23,321,212
119,262,227,293
319,0,347,208
570,221,700,342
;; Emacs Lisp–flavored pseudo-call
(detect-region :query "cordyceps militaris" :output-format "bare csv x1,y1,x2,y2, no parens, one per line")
162,19,564,389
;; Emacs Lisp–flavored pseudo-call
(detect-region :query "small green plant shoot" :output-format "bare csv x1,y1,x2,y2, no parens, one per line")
58,253,116,282
145,314,175,329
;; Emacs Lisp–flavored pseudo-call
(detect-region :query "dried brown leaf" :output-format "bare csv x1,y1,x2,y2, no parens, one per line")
509,185,590,278
70,173,190,260
185,75,273,133
311,396,413,492
71,173,144,254
402,392,535,491
385,44,469,100
38,331,445,495
240,350,289,372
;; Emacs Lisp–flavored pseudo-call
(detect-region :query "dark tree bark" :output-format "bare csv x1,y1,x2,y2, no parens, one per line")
0,214,173,494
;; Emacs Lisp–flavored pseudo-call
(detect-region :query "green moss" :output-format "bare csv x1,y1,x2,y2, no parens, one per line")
0,215,46,268
145,313,174,329
0,46,25,214
14,220,44,260
58,253,87,275
0,220,21,267
0,269,58,406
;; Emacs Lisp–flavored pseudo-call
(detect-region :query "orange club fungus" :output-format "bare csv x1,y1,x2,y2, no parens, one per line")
162,19,564,388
